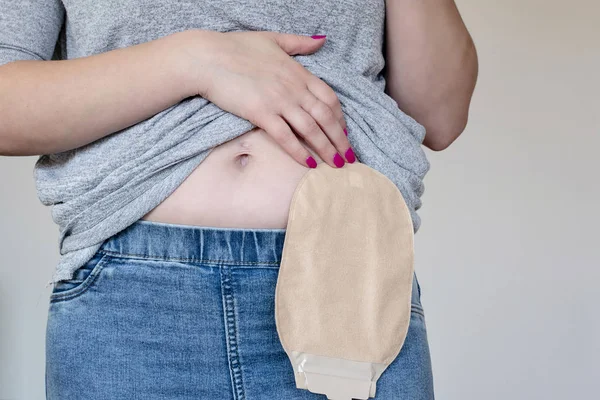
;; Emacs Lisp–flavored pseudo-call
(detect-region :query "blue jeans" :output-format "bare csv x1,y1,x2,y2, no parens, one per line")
46,219,434,399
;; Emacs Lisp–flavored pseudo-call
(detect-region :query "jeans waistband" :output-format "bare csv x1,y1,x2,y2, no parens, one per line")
99,219,287,266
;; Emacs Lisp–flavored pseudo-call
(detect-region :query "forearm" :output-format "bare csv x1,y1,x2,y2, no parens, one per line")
0,31,195,156
384,0,478,150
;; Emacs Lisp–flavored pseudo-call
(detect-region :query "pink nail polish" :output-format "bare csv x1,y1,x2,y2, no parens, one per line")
343,128,348,136
306,156,317,168
333,153,345,168
311,35,326,39
345,148,355,163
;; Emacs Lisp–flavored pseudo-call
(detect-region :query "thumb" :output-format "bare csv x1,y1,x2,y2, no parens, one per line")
269,32,327,56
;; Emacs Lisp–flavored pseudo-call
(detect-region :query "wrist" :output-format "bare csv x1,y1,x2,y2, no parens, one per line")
163,29,216,99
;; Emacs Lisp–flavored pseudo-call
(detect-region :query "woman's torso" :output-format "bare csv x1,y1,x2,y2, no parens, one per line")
62,0,382,228
141,127,326,228
27,0,431,286
118,2,377,230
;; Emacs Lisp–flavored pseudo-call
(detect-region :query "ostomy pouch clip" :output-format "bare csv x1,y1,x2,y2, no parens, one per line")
275,162,415,399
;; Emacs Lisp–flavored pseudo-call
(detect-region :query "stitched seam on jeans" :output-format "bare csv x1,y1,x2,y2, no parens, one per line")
99,249,280,266
220,266,246,400
411,304,425,317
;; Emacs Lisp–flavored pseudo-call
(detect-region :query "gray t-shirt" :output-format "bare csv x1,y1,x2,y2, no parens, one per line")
0,0,430,285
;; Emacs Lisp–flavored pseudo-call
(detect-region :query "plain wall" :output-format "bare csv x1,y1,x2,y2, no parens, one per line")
1,0,598,398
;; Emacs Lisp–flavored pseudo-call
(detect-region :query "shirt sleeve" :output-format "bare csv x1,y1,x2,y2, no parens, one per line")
0,0,66,66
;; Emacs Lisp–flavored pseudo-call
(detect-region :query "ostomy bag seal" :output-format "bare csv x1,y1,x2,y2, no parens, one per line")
275,162,415,399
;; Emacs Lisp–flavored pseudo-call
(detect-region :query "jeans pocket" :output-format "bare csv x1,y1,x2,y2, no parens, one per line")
49,251,111,303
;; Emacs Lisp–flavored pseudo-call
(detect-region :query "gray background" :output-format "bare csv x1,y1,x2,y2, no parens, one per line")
1,0,598,398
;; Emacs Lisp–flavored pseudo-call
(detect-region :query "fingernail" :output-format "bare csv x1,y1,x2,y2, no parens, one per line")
333,153,345,168
345,148,356,163
343,128,348,136
306,156,317,168
311,35,326,39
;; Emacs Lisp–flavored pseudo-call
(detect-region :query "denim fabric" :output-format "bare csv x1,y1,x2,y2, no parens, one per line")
46,219,434,399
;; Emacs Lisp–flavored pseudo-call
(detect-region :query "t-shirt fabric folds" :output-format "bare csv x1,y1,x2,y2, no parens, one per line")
0,0,430,285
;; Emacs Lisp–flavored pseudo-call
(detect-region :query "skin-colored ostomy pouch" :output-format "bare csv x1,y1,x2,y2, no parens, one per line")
275,162,415,400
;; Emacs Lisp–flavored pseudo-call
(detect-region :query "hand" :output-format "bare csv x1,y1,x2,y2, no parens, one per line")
176,29,355,168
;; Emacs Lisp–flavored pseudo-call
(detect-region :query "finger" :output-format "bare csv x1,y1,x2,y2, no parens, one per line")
298,90,355,164
258,114,318,169
305,76,347,134
266,32,327,55
281,102,345,168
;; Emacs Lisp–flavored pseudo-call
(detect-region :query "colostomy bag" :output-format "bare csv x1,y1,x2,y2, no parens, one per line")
275,161,415,400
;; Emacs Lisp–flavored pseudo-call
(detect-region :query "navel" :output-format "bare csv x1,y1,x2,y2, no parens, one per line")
236,153,251,167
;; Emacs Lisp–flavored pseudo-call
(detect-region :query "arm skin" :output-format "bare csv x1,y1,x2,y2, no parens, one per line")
384,0,478,151
0,31,196,156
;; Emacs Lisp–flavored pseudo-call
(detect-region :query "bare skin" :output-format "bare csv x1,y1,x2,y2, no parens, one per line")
384,0,478,150
144,30,357,228
141,127,331,228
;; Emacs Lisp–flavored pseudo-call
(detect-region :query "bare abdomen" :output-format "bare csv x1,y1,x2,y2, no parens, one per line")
141,127,324,228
